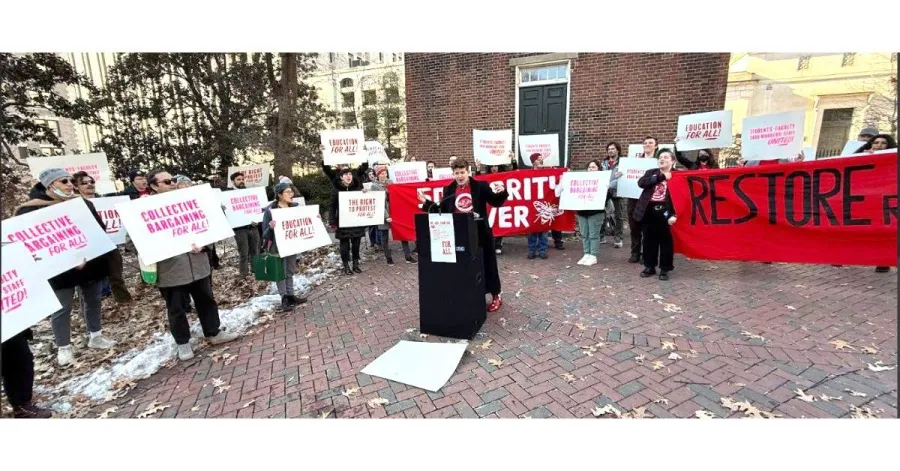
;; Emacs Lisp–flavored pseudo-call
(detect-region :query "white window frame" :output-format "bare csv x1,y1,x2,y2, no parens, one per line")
514,60,572,167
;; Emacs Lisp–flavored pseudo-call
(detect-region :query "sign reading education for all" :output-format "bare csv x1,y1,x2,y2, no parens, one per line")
338,191,386,227
473,129,512,166
740,110,805,161
676,110,733,150
321,129,366,166
90,196,131,245
1,242,63,342
270,205,332,257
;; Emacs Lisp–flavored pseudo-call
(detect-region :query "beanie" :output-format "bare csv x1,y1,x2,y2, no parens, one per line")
275,182,292,195
39,168,72,188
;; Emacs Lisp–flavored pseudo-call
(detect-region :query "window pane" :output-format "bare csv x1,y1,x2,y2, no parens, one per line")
529,69,539,81
557,65,567,78
521,70,529,82
538,68,549,80
547,66,558,80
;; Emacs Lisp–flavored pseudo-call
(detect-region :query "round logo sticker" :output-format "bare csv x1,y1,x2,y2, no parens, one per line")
455,192,473,213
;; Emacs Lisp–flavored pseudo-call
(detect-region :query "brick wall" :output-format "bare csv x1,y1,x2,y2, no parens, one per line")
405,53,730,169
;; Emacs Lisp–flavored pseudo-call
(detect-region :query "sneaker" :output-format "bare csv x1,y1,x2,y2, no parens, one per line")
584,255,598,266
208,329,238,345
539,252,548,260
628,254,641,264
176,343,195,361
598,236,608,244
640,268,657,278
659,271,670,281
386,258,395,265
87,334,116,350
495,248,502,255
527,252,536,260
13,403,52,419
614,240,623,249
57,346,74,366
276,295,291,313
577,255,589,265
405,255,418,264
875,266,890,273
487,295,503,313
290,295,307,306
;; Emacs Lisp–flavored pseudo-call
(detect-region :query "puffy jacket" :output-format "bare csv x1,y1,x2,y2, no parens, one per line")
156,251,212,289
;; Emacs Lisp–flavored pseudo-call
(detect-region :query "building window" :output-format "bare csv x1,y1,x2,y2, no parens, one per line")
342,92,355,108
384,108,401,129
363,110,378,139
341,112,357,128
349,53,369,68
40,146,65,156
841,53,856,67
386,147,401,160
340,78,353,88
797,55,811,70
363,89,377,106
34,119,61,138
383,72,399,87
384,87,400,104
520,64,568,84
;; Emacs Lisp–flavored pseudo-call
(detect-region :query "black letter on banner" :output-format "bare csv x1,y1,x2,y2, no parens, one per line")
843,164,875,226
708,175,733,225
759,172,784,224
883,195,898,225
784,171,811,227
812,168,841,226
687,176,709,225
733,174,757,224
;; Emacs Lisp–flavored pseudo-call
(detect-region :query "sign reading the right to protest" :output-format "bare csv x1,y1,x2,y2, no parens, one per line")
431,167,453,181
428,213,456,263
1,198,116,280
558,171,611,211
338,191,386,228
366,140,389,165
115,184,235,265
616,158,660,199
473,129,512,166
321,129,366,166
90,196,131,245
27,152,114,189
676,110,733,150
518,134,560,167
740,110,805,160
220,187,267,228
226,164,270,188
1,242,63,343
389,161,427,184
271,205,332,257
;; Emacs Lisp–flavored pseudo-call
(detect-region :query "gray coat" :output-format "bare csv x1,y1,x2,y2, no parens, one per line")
369,180,391,230
261,200,300,256
157,251,212,288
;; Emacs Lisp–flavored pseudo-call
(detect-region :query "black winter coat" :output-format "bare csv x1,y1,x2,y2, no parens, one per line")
633,168,677,223
421,176,509,247
323,161,369,239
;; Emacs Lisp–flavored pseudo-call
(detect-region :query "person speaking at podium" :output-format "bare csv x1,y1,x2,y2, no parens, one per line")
417,159,509,312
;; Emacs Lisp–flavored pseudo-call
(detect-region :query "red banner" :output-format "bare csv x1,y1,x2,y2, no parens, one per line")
669,152,898,266
387,168,576,241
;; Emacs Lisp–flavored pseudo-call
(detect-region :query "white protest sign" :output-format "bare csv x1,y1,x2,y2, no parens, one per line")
115,184,235,265
627,144,674,159
616,158,660,199
271,205,332,257
1,242,63,342
740,110,805,160
389,161,428,184
518,134,560,167
363,182,373,191
431,167,454,181
802,146,817,161
473,129,512,165
366,140,389,165
220,187,267,228
321,129,366,165
676,110,733,150
338,191,386,228
428,213,456,263
27,152,114,188
841,140,864,156
226,164,270,188
96,180,119,196
559,171,611,211
90,196,131,245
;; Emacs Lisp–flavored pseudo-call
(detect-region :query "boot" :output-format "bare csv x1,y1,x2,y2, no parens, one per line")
405,255,418,264
343,262,354,275
277,295,291,312
289,295,307,306
13,403,52,419
352,261,362,274
386,257,395,265
554,240,564,250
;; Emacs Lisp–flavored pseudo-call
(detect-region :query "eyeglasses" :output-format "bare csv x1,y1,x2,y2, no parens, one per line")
56,178,72,185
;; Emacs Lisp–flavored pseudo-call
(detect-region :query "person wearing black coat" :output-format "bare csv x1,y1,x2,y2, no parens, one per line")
634,151,679,281
322,160,369,275
419,159,510,312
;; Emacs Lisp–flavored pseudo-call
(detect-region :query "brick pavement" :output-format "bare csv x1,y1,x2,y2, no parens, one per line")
89,237,897,419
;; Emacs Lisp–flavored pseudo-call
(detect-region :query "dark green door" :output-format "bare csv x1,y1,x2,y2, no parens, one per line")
519,83,567,167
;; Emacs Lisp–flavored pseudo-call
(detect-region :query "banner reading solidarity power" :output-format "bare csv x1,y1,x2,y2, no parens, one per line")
387,168,576,241
669,152,898,266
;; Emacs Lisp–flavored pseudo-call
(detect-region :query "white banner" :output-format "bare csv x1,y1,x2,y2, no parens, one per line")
841,140,864,156
1,242,63,342
226,164,270,188
616,158,660,200
676,110,733,150
115,184,235,265
220,187,267,228
431,167,454,181
338,191,386,228
740,110,805,161
558,171,611,211
518,134,560,167
1,198,116,280
389,161,428,184
627,143,675,159
321,129,366,165
366,140,389,165
90,196,131,245
271,205,332,257
26,152,114,189
473,129,512,165
428,213,456,263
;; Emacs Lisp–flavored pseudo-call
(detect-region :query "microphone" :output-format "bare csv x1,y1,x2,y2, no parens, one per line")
424,191,457,214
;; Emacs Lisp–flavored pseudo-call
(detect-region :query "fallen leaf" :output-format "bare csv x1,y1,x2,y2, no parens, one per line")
828,339,855,351
574,322,587,331
242,399,256,409
818,394,842,402
581,274,590,279
129,399,136,406
721,397,741,412
341,387,360,398
651,361,665,371
794,388,817,403
867,361,896,372
785,305,796,311
480,339,493,350
137,401,171,419
487,358,503,367
98,406,118,419
635,354,646,365
624,406,647,419
367,397,390,408
849,405,878,419
190,405,200,412
654,398,669,406
515,289,523,298
305,331,314,338
405,328,415,333
320,410,331,419
666,332,682,337
223,353,238,366
530,275,539,280
652,294,664,300
741,331,766,342
582,350,593,357
730,382,746,387
694,410,716,419
668,352,682,361
594,342,605,348
300,355,310,360
662,303,682,313
861,346,878,354
794,284,806,288
696,325,712,331
419,333,428,339
561,373,576,384
592,404,622,418
661,341,676,351
625,311,638,319
364,309,371,315
845,390,868,398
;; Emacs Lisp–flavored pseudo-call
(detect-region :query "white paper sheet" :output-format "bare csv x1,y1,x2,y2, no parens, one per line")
361,340,467,392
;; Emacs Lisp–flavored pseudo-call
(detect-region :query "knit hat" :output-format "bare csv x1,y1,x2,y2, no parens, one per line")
338,167,352,176
278,175,292,185
275,182,293,195
175,175,192,185
39,168,72,188
859,127,879,138
376,167,388,178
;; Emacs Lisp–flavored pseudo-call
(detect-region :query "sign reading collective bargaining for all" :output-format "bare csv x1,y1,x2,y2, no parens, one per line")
615,158,660,199
220,187,267,228
676,110,733,151
389,161,428,184
226,164,271,188
270,205,332,257
740,110,805,161
115,184,235,265
1,197,116,279
431,167,454,181
1,242,63,342
338,191,386,228
473,129,513,166
90,196,131,245
321,129,366,166
558,171,611,211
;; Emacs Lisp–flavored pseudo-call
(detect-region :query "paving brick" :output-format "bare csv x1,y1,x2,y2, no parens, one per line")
616,380,646,398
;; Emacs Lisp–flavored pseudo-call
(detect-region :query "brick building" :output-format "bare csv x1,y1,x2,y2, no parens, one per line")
404,53,731,168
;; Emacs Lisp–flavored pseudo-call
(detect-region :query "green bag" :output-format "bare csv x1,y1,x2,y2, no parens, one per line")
138,255,157,285
252,252,284,282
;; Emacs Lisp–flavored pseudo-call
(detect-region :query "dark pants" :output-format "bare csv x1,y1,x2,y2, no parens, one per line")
483,239,502,296
159,276,221,345
551,230,563,247
379,229,411,260
207,244,220,269
367,226,379,247
234,227,260,276
611,197,627,240
106,248,131,302
1,330,34,407
627,198,643,257
339,237,362,263
495,237,503,250
642,205,674,271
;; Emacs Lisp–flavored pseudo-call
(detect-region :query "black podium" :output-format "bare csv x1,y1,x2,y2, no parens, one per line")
415,213,486,340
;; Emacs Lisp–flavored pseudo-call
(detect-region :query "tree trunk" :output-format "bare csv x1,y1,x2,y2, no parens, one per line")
274,53,298,179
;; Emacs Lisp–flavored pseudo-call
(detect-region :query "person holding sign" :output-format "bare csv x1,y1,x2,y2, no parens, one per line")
627,136,661,264
146,170,238,361
322,159,370,275
418,159,509,313
370,167,416,265
634,151,678,281
672,138,718,171
225,171,261,278
14,168,117,366
261,182,308,312
557,160,609,266
601,142,626,248
526,154,550,259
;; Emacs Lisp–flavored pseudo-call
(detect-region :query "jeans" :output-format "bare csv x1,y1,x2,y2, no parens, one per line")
527,232,548,254
158,276,221,345
52,280,104,347
577,212,605,256
627,198,643,257
234,227,260,276
276,254,297,296
379,229,411,260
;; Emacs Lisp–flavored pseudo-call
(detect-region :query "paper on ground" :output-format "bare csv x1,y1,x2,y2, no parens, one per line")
361,340,467,392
